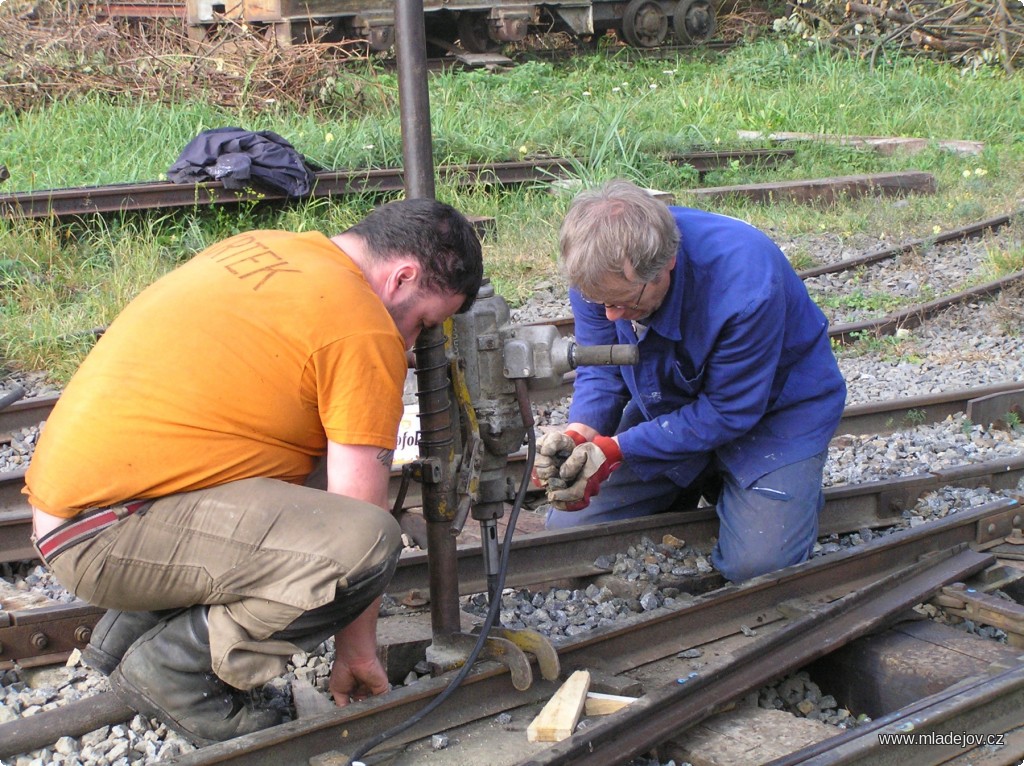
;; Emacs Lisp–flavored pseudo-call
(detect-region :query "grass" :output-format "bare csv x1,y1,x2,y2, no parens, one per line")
982,240,1024,279
1,33,1023,381
814,288,905,315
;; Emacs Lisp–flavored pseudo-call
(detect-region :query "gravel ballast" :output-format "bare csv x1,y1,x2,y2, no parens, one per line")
3,228,1023,765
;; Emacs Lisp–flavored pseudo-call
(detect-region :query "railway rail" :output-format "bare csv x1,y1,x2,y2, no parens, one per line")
0,150,794,222
4,375,1024,652
3,495,1021,763
3,390,1023,760
3,448,1023,670
2,208,1022,761
3,381,1024,561
140,496,1024,765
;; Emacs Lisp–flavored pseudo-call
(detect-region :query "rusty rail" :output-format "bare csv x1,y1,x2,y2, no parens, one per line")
0,159,575,220
828,270,1024,345
0,149,799,222
133,497,1024,765
517,547,994,765
1,496,1019,761
796,209,1022,280
3,383,1024,567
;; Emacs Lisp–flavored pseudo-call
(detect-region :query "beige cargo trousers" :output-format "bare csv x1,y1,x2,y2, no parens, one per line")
41,477,402,690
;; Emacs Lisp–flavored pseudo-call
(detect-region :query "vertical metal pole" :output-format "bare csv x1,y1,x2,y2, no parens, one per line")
395,0,461,639
412,328,462,640
395,0,435,201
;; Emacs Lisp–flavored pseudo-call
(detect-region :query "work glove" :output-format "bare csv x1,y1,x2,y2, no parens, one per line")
547,435,623,512
531,429,587,489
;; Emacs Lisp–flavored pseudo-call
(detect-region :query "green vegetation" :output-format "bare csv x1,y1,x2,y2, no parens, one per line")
1,31,1022,381
982,240,1024,279
814,288,905,315
835,331,925,364
905,408,927,426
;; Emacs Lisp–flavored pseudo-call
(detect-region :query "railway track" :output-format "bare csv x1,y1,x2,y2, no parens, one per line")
3,394,1023,760
4,495,1022,763
2,213,1023,762
4,381,1024,562
3,446,1024,669
0,150,793,222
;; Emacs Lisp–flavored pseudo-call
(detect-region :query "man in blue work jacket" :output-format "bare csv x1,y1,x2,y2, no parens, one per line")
537,179,847,582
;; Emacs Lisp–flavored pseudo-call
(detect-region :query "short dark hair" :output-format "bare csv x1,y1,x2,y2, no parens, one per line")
346,198,484,313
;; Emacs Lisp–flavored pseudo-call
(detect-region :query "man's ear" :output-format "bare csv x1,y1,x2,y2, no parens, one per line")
382,261,421,301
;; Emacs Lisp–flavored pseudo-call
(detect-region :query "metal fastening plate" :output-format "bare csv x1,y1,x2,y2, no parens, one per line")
0,603,104,666
976,500,1024,545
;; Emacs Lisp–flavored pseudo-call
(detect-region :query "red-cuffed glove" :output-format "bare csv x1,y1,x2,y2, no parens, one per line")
547,435,623,511
531,429,587,489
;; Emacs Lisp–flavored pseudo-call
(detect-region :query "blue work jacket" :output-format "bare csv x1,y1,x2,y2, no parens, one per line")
567,206,847,489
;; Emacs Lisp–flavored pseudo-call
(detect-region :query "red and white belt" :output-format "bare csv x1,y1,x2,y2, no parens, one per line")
35,500,149,561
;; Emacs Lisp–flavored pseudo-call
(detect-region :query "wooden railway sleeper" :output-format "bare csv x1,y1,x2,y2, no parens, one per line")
932,581,1024,648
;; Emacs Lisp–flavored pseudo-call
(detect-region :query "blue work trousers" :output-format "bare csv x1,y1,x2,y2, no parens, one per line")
546,433,827,583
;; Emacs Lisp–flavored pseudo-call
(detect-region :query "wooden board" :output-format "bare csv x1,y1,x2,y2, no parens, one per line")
527,670,591,743
966,389,1024,430
584,692,637,716
809,619,1024,718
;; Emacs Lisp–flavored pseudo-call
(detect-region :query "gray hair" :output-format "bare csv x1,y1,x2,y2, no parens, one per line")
559,179,680,297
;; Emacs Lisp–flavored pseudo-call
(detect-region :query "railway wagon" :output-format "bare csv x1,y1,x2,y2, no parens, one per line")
181,0,718,51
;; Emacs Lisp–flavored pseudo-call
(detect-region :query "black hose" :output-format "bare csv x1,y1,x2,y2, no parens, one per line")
0,383,26,412
347,379,539,764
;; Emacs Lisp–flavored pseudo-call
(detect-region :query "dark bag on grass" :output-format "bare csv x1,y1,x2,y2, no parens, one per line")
167,127,316,197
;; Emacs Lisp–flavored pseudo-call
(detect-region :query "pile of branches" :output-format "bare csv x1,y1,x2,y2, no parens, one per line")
0,1,366,113
782,0,1024,72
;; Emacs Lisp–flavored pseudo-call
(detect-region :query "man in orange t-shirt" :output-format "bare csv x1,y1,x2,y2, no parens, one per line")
24,198,483,745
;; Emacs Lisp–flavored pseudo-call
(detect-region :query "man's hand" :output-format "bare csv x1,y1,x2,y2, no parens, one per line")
328,597,389,707
329,654,390,707
547,435,623,511
531,429,587,488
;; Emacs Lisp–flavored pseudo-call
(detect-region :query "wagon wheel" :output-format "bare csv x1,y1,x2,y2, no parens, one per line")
621,0,669,48
457,11,500,54
673,0,716,44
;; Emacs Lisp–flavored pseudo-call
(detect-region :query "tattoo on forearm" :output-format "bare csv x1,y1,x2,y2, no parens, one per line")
377,449,394,468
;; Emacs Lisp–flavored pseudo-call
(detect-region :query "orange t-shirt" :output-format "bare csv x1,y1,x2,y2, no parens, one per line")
25,230,408,518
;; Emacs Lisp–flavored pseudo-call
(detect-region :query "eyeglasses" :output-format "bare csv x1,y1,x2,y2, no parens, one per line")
582,280,648,311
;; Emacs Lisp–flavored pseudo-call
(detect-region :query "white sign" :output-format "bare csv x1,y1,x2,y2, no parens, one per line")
394,401,420,466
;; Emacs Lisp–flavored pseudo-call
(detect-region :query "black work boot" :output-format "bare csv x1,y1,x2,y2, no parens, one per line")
109,606,282,745
82,610,169,676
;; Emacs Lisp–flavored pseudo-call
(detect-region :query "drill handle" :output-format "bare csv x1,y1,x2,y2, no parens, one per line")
568,342,639,369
